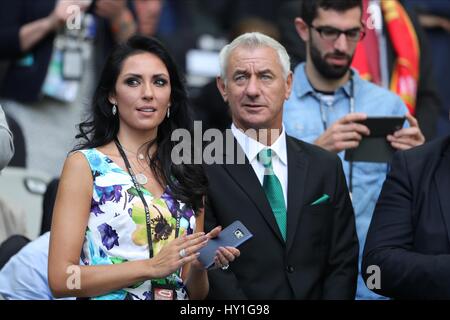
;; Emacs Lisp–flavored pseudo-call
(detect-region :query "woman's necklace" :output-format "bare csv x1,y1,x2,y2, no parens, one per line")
119,145,149,186
120,145,146,161
135,169,148,186
131,158,149,186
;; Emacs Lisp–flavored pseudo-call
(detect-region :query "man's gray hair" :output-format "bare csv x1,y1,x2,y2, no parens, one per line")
219,32,291,83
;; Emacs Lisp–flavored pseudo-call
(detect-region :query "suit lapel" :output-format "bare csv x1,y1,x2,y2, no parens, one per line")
436,146,450,243
222,137,284,242
285,137,309,253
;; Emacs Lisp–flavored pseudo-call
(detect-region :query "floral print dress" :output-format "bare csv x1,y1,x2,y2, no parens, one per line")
78,149,196,300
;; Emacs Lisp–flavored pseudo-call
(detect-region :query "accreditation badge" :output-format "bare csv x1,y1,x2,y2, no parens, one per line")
152,283,176,300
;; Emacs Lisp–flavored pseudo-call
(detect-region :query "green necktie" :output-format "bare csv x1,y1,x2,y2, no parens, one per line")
258,148,287,241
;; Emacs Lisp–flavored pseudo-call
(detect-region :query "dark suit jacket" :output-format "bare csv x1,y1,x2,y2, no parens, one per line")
204,135,359,299
362,136,450,299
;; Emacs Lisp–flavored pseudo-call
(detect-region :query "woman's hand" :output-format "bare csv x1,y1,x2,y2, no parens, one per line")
147,232,209,279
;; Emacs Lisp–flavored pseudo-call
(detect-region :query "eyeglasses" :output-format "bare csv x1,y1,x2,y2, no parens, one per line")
309,25,366,42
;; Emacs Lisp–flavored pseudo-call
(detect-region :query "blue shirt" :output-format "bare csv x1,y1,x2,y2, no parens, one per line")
0,232,73,300
283,63,408,299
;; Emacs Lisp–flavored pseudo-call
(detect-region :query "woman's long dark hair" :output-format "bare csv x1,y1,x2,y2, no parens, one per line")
74,35,207,213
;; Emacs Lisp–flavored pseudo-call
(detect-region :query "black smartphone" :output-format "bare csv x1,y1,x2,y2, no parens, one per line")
357,116,405,137
345,116,406,163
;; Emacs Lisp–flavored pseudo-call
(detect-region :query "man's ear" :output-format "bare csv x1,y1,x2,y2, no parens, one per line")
295,17,310,42
285,72,293,100
216,76,228,103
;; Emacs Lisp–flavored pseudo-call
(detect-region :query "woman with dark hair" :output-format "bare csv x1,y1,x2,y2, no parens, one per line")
48,35,239,300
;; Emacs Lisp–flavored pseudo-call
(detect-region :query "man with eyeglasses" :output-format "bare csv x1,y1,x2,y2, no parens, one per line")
283,0,425,300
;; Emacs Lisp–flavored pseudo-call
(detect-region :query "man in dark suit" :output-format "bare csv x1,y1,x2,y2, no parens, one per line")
363,135,450,299
204,32,358,299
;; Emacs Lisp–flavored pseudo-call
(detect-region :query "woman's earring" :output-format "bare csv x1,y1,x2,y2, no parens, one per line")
112,104,117,116
167,107,170,119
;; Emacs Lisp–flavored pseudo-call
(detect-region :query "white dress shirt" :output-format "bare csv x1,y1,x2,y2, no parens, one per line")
231,123,288,206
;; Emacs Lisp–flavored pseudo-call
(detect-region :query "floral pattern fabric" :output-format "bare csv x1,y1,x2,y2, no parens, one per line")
78,149,196,300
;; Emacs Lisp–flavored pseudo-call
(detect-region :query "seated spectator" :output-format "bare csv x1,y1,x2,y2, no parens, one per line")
0,235,29,270
0,178,70,299
0,232,73,300
363,135,450,299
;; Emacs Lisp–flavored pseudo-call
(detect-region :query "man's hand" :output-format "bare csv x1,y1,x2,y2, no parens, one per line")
314,113,370,153
387,113,425,150
95,0,136,43
189,226,240,271
94,0,127,21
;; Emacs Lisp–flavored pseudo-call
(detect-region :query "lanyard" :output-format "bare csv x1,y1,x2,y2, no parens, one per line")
114,139,181,258
317,74,355,130
316,74,355,194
